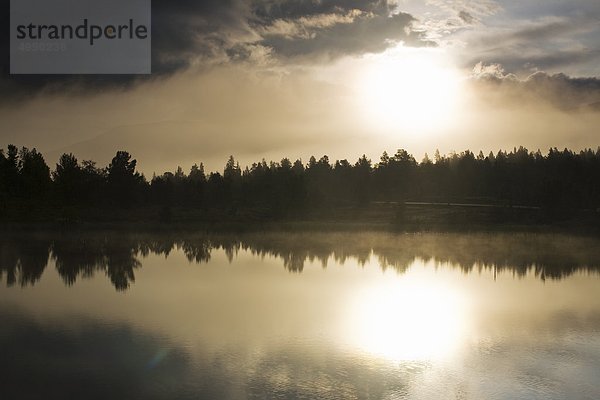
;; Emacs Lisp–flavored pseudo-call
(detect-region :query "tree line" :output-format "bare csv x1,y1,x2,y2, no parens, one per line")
1,144,599,221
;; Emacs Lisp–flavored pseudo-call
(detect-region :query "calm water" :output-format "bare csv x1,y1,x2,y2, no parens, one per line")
1,231,599,400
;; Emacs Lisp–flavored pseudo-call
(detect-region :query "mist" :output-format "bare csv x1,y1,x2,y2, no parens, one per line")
1,61,598,175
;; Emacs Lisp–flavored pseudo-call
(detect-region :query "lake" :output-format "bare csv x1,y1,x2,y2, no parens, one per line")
1,230,599,400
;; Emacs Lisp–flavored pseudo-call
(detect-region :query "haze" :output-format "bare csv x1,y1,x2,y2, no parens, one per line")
1,0,599,174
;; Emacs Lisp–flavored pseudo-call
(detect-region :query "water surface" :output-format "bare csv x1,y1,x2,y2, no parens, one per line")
1,231,599,399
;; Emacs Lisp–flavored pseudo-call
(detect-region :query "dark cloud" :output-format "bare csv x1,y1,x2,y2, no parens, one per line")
152,0,254,69
524,71,600,110
251,0,392,20
462,14,600,74
254,11,433,61
0,0,248,100
0,0,431,99
458,11,475,24
471,62,600,110
475,16,595,48
466,48,600,77
516,49,600,73
505,19,579,42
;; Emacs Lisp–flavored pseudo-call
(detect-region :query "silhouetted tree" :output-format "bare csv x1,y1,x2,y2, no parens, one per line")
106,151,144,207
53,153,82,205
18,147,51,201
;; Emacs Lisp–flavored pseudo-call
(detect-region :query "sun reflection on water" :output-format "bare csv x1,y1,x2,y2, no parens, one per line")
344,262,468,362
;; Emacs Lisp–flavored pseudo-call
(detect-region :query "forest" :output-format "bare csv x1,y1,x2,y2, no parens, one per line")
0,144,599,224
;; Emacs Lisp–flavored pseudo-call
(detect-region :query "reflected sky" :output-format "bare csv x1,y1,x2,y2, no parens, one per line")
1,231,599,399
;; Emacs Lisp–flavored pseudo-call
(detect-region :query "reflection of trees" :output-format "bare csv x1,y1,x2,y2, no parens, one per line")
237,232,374,273
180,240,211,263
103,241,142,291
52,234,142,291
1,231,600,290
53,236,107,286
371,233,600,280
0,236,50,287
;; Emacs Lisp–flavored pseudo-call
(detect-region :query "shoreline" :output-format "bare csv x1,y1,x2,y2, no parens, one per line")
2,200,599,234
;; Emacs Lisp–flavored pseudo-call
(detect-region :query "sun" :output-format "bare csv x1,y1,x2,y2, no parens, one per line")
357,48,463,134
342,265,468,362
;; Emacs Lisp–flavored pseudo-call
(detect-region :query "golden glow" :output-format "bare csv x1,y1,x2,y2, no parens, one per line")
344,264,467,361
357,48,463,134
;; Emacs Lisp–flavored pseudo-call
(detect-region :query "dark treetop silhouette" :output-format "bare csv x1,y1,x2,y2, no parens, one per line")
0,145,599,225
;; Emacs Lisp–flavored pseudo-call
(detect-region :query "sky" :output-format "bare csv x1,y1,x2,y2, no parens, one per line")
1,0,599,174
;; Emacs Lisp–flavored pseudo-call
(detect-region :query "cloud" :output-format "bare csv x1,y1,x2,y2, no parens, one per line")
256,10,363,39
251,0,393,20
245,0,432,60
404,0,501,45
503,18,583,42
254,11,433,61
471,61,516,80
0,0,433,99
151,0,257,70
403,1,600,76
151,0,434,65
0,0,253,99
471,62,600,110
426,0,501,18
450,11,600,74
458,11,475,24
